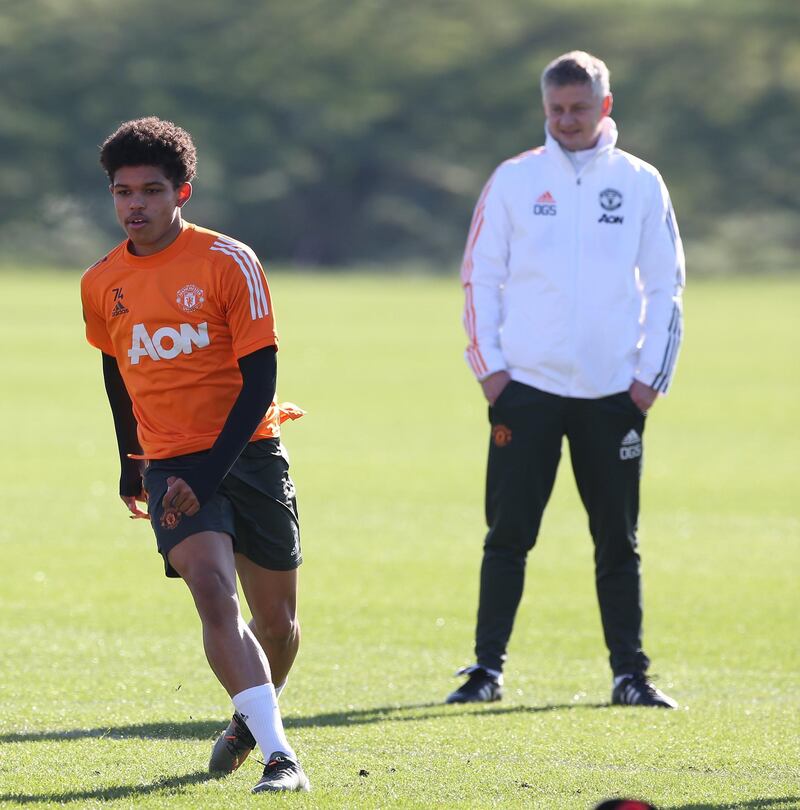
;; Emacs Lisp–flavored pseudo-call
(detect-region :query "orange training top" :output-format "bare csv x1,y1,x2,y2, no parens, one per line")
81,223,283,459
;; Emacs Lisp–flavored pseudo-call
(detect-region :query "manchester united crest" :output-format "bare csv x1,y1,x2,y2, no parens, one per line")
161,509,182,530
492,424,513,447
599,188,623,211
176,284,205,313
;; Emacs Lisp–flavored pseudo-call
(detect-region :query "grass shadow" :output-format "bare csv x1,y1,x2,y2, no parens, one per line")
0,698,606,744
0,770,217,805
0,720,222,744
284,699,607,729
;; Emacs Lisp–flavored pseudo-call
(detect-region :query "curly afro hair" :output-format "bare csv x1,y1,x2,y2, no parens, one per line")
100,117,197,187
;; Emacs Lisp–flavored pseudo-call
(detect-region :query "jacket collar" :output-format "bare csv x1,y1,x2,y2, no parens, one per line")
545,116,618,174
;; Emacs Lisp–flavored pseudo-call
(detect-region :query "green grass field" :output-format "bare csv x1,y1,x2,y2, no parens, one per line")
0,269,798,809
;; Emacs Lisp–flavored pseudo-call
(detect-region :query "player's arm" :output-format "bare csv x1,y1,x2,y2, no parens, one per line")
162,345,277,517
461,166,512,404
634,172,686,402
101,352,148,519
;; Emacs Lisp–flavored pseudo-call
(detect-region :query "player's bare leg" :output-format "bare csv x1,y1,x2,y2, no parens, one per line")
169,531,305,790
168,531,271,695
236,555,300,689
208,559,299,775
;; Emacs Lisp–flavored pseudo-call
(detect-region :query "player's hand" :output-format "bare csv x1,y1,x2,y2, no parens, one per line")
629,379,659,412
481,370,512,405
121,490,149,520
163,476,201,517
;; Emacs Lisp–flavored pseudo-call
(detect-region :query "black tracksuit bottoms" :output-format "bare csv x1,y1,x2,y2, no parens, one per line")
475,381,651,677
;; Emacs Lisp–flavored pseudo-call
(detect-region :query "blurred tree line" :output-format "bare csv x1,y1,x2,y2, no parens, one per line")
0,0,796,272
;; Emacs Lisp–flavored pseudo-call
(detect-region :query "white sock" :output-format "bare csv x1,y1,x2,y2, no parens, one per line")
275,680,287,699
232,684,295,760
614,673,633,688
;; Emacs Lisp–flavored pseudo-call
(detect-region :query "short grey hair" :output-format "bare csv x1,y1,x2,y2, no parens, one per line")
540,51,611,99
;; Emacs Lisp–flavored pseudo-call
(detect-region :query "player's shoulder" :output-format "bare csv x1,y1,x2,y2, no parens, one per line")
80,241,127,289
188,223,261,265
497,144,547,174
609,148,664,185
487,145,548,192
504,144,548,166
184,225,260,272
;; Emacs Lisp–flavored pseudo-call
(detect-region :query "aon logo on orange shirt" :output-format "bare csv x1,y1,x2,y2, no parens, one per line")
128,322,210,365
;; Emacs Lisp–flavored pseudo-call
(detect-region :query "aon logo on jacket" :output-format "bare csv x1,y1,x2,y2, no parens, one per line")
128,322,210,364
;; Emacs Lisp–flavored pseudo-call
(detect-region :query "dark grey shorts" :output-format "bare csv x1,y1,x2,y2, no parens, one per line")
143,438,302,578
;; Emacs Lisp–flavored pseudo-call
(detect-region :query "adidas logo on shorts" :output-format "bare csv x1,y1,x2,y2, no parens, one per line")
619,429,642,460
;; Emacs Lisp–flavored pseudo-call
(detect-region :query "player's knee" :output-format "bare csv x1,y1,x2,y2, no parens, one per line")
254,607,298,647
185,568,238,624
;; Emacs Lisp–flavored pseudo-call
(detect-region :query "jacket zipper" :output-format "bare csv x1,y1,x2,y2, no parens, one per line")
568,174,582,396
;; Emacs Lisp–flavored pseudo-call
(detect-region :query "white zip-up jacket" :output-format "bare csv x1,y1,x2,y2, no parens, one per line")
461,117,685,397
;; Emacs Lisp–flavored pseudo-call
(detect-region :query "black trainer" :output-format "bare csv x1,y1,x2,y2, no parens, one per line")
208,712,256,774
252,752,311,793
612,673,678,708
445,665,503,704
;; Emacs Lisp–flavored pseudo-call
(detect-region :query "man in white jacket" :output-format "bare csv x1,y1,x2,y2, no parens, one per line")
448,51,684,707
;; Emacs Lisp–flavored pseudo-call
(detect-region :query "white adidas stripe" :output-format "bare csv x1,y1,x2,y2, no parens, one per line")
211,240,261,319
624,684,640,704
210,239,269,320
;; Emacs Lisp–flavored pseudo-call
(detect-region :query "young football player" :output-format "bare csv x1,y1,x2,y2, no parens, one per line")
81,117,309,793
